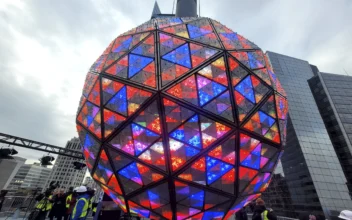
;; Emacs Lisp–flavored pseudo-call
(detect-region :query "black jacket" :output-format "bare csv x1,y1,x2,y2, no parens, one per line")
236,208,248,220
252,205,277,220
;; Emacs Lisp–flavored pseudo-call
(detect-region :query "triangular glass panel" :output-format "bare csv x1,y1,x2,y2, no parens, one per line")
230,51,265,70
186,18,222,48
253,68,272,86
78,126,100,169
243,111,280,143
130,62,156,88
130,183,170,210
136,163,164,185
103,108,126,138
133,100,161,134
88,80,101,106
197,75,227,106
206,156,232,184
90,54,107,73
138,140,166,171
207,135,236,165
159,33,186,56
126,86,153,116
82,72,98,98
105,55,129,79
198,57,228,86
209,168,235,194
238,166,258,193
243,172,271,195
261,95,276,118
179,157,206,185
212,20,259,50
169,138,200,171
200,116,231,149
128,201,151,218
106,86,128,116
119,175,142,195
101,186,128,212
189,43,218,67
162,24,190,39
166,74,199,106
118,162,143,185
128,54,153,78
109,125,135,156
101,78,125,105
131,123,160,156
228,56,249,87
93,150,113,185
104,35,133,68
161,59,189,87
77,101,100,130
234,91,255,122
107,174,122,195
203,91,234,122
131,34,155,58
157,17,183,28
162,44,192,68
106,148,132,171
260,143,279,170
163,98,195,132
170,115,201,149
177,204,201,220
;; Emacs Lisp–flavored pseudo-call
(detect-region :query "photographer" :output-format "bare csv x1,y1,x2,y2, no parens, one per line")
49,189,66,220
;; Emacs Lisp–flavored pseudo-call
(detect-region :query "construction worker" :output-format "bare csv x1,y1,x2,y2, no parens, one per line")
34,193,53,220
64,187,76,220
71,186,90,220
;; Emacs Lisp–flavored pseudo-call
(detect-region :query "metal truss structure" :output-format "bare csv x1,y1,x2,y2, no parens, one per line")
0,132,83,160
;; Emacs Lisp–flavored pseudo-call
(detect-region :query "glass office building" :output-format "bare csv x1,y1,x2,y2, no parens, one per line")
309,72,352,197
266,52,352,218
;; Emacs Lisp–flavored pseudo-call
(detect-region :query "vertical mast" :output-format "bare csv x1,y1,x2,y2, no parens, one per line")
175,0,197,17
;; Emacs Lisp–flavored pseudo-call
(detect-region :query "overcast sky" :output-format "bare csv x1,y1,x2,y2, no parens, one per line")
0,0,351,163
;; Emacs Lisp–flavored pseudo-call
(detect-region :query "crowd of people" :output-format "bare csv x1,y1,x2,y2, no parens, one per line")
33,185,97,220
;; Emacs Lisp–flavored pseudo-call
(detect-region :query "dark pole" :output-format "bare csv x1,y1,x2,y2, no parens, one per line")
175,0,197,17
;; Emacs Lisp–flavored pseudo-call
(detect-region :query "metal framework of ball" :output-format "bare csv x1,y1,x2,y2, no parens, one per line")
76,17,288,220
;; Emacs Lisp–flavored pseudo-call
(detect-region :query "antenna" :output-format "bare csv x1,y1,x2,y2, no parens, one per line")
343,68,349,76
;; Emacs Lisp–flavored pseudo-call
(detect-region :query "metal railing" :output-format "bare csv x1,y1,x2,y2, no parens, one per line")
0,196,36,218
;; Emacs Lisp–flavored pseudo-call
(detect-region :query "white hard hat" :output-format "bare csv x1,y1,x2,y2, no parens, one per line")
73,187,79,192
338,210,352,220
76,186,87,193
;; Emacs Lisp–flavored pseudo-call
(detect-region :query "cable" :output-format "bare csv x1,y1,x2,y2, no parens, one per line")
172,0,176,14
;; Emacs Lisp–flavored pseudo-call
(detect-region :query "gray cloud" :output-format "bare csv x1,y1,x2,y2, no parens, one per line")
0,0,351,163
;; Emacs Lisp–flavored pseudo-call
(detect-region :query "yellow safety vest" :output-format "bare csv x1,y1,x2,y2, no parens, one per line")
66,194,72,208
36,195,52,211
72,197,88,218
261,210,269,220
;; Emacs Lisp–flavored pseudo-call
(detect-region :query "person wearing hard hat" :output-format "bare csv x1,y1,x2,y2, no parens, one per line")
71,186,90,220
338,210,352,220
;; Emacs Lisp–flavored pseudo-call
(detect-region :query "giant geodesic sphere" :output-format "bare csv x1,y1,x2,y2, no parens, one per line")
76,17,288,220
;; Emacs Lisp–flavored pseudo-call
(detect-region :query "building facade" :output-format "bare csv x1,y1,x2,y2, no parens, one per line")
0,156,26,190
266,52,352,218
44,137,86,191
309,72,352,196
7,163,51,190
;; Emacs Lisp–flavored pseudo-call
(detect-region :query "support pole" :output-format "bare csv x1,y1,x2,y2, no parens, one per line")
175,0,197,17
